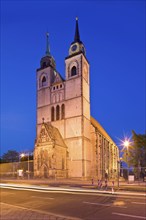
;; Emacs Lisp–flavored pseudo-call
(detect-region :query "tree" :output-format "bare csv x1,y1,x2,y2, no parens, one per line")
122,130,146,178
0,157,3,163
2,150,19,163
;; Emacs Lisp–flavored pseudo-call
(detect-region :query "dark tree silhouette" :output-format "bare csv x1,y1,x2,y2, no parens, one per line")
2,150,19,163
123,131,146,178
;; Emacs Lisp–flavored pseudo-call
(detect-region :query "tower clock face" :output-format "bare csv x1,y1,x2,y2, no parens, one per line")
71,44,77,52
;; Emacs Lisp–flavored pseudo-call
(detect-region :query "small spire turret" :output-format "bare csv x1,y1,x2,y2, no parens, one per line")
46,32,51,56
39,33,56,70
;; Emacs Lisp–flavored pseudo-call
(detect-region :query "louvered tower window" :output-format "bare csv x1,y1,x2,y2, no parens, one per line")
71,66,77,76
42,76,47,86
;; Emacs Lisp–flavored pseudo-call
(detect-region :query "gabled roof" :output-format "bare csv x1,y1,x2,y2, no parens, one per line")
38,122,67,148
53,71,64,84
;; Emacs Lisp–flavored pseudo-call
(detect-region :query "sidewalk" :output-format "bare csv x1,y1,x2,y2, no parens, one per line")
1,177,146,194
1,202,81,220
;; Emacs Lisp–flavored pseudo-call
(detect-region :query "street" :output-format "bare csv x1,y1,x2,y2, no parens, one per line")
0,185,146,220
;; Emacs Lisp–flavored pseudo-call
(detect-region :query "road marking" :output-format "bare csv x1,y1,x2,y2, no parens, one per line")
132,202,146,205
83,201,127,208
31,196,54,200
113,201,125,206
83,201,111,206
112,212,146,219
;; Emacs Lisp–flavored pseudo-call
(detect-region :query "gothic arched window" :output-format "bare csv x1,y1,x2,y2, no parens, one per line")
71,66,77,76
42,76,47,86
61,104,65,119
56,105,60,120
51,106,55,121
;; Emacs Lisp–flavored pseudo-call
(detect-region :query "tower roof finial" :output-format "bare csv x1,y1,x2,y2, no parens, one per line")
74,17,81,43
46,32,51,56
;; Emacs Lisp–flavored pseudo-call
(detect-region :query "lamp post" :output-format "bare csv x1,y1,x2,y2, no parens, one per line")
20,153,30,179
124,140,130,183
27,152,30,179
117,157,122,188
117,159,120,188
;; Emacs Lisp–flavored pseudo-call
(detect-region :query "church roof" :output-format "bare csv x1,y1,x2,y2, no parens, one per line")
90,116,117,146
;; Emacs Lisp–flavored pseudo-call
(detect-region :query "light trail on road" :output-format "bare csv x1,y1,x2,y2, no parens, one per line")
1,183,146,197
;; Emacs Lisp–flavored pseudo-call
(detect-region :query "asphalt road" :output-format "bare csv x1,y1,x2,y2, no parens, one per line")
1,187,146,220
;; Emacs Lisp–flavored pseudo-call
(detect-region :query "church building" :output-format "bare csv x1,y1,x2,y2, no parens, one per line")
34,18,119,180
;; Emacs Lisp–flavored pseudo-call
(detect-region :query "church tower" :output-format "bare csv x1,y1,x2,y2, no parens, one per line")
64,18,91,178
36,33,56,135
33,19,119,180
34,33,67,178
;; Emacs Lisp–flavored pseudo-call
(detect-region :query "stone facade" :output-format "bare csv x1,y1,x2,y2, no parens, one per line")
34,123,67,178
34,19,119,179
90,117,119,180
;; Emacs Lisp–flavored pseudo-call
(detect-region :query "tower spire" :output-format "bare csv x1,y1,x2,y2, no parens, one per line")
74,17,81,43
69,17,85,56
46,32,51,56
40,32,56,69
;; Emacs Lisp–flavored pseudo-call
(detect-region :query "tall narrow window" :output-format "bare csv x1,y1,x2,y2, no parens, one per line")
62,158,64,170
61,104,65,119
42,76,47,86
56,105,60,120
71,66,77,76
51,106,55,121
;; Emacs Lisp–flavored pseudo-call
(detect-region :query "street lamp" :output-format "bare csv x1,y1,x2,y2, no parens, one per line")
117,157,122,188
123,140,130,183
124,140,130,148
20,153,30,179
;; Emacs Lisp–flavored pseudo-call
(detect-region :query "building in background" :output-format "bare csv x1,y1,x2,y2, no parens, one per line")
34,18,119,180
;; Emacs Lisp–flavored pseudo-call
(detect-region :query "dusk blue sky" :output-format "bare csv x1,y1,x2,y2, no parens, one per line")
1,0,145,155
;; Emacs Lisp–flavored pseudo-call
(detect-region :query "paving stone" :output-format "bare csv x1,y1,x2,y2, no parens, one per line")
0,203,72,220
